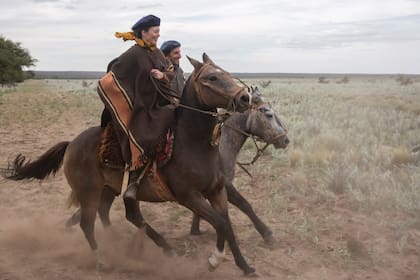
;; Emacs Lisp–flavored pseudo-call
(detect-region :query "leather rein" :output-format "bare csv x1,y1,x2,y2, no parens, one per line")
151,68,287,177
150,64,245,118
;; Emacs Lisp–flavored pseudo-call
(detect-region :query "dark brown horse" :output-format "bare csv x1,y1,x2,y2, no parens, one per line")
66,87,289,246
2,54,257,275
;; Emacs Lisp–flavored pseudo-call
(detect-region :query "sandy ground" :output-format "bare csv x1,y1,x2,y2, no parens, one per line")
1,80,420,279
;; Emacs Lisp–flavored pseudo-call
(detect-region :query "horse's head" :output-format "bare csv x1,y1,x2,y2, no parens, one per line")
246,88,289,149
187,53,250,112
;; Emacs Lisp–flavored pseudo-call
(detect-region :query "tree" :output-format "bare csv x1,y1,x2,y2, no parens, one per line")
0,36,37,86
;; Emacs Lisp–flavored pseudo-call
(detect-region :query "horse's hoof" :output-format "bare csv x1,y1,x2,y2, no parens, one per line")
244,267,257,277
96,259,105,272
190,229,201,236
207,257,220,272
95,269,102,280
65,217,78,228
95,259,112,279
263,234,277,248
245,271,259,278
164,249,177,257
208,259,220,272
208,263,217,272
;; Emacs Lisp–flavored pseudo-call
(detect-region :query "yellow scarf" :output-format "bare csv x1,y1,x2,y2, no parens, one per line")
115,32,157,51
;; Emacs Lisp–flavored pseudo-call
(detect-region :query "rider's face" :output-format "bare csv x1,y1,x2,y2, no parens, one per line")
167,47,181,65
142,26,160,46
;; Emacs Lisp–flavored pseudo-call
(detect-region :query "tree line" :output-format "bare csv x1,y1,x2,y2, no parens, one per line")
0,35,37,86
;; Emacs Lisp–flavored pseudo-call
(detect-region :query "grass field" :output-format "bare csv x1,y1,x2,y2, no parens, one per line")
0,76,419,279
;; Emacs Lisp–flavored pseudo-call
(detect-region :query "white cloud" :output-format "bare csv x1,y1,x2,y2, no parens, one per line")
1,0,420,73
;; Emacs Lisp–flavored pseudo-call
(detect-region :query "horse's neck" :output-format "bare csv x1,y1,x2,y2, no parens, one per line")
176,82,218,147
219,112,249,177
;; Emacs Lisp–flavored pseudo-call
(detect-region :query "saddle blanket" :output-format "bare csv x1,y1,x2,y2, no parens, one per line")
98,123,174,169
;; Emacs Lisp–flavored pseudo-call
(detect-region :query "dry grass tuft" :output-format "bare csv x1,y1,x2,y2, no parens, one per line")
288,148,303,167
390,148,413,166
323,164,353,195
304,150,338,166
346,236,372,261
312,134,345,152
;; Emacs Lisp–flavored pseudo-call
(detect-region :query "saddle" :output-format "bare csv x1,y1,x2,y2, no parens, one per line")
98,123,176,201
98,123,174,170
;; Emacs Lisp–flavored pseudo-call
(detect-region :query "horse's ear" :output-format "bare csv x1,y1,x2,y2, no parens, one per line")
187,56,203,71
202,53,215,65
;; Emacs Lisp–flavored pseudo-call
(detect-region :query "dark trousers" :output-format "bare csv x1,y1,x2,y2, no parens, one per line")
100,107,112,128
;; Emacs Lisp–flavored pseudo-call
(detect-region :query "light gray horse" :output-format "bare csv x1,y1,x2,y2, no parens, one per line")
190,87,289,244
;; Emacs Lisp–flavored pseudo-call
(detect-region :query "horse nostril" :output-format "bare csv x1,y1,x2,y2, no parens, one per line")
284,137,290,145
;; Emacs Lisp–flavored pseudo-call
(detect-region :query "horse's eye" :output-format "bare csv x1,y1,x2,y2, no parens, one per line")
259,107,267,113
260,107,274,118
208,76,218,81
265,112,274,118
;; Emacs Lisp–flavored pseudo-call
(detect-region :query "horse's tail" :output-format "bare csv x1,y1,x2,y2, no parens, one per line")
1,141,70,181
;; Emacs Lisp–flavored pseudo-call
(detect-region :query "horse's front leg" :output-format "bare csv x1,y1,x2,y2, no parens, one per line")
190,212,202,235
123,194,175,256
226,182,275,246
182,189,256,276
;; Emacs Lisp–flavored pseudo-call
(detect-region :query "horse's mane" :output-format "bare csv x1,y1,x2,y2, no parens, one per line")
175,75,193,119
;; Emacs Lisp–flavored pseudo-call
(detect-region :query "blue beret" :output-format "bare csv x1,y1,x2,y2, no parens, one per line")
160,40,181,55
132,15,160,31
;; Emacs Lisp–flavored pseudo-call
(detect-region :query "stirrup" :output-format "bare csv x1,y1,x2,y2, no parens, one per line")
123,182,138,200
122,161,151,200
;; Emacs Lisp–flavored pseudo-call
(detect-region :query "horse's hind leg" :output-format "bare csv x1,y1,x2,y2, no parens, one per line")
226,182,275,245
65,187,116,228
79,188,102,251
98,186,116,227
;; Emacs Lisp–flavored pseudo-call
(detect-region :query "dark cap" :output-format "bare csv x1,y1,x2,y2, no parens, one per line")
160,40,181,55
132,15,160,31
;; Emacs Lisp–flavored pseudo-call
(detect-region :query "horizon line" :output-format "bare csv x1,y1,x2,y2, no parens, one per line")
31,70,420,75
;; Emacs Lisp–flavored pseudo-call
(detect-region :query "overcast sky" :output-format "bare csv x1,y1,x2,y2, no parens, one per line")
1,0,420,73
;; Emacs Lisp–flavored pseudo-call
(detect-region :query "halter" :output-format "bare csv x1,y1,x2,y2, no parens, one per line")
245,104,288,145
225,104,288,177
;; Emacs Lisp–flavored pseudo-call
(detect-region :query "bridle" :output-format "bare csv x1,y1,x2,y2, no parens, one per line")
191,63,246,112
225,103,288,177
151,66,288,177
151,63,250,148
150,63,247,118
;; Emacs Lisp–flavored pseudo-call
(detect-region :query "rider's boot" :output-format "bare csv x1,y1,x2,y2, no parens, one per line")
123,164,149,229
123,168,143,201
